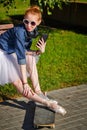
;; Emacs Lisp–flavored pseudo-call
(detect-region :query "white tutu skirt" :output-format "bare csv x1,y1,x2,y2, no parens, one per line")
0,49,39,86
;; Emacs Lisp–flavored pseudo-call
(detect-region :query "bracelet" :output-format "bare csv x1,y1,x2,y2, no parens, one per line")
36,50,41,55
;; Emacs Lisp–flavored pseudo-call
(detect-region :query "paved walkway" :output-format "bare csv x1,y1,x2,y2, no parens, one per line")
0,84,87,130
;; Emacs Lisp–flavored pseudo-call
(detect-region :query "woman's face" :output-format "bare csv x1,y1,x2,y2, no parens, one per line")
23,13,41,32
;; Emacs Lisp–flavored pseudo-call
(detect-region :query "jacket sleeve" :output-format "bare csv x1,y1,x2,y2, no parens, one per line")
14,30,26,65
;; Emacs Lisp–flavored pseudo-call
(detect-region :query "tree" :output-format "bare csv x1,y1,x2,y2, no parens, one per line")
30,0,69,15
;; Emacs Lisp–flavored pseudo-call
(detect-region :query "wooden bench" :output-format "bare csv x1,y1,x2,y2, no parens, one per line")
0,24,14,35
34,103,55,128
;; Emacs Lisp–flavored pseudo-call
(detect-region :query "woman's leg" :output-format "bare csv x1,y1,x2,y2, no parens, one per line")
12,79,66,115
26,55,42,94
12,79,56,107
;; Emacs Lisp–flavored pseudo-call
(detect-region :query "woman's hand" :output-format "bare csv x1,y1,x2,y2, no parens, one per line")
22,83,34,97
22,83,31,97
36,38,46,53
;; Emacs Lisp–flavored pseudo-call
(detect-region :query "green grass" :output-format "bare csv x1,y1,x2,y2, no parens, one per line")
73,0,87,2
36,27,87,90
0,26,87,101
0,0,30,23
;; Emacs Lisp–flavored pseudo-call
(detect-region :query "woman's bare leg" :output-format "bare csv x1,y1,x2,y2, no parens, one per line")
26,55,42,94
12,79,66,115
12,79,57,105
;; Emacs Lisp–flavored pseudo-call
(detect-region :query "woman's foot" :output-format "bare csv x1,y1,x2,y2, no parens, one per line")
37,92,49,100
35,92,66,116
37,92,58,104
52,104,67,116
46,100,67,116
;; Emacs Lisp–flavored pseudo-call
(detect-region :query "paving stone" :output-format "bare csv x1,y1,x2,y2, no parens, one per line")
0,84,87,130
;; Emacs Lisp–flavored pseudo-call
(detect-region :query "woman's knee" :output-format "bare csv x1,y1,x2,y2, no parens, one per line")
12,79,23,94
27,55,36,65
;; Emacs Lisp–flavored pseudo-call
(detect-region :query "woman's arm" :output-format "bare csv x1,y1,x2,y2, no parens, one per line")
26,50,41,55
20,64,32,97
20,64,27,84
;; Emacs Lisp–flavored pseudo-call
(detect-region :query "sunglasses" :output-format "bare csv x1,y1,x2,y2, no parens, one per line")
23,19,36,26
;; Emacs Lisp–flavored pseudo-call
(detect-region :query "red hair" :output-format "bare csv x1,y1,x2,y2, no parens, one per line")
24,5,42,21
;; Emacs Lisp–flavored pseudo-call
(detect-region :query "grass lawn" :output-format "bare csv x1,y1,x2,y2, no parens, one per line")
74,0,87,2
0,0,30,23
37,26,87,90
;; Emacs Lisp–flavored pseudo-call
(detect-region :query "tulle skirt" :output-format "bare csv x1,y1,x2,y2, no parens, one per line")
0,49,39,86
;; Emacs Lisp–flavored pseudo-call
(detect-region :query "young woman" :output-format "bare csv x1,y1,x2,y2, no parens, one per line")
0,5,66,115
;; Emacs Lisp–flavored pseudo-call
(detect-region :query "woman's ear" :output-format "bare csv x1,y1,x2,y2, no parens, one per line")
37,20,41,26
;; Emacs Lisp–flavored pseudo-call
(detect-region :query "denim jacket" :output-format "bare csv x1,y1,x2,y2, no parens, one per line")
0,24,38,64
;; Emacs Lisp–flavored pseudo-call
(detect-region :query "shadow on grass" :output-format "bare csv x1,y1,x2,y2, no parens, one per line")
1,14,87,34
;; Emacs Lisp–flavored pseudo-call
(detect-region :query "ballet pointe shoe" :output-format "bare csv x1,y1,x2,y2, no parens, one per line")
46,100,67,116
35,95,66,116
37,92,49,100
52,104,67,116
37,92,58,104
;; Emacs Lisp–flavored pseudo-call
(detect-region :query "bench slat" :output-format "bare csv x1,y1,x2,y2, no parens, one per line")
0,24,14,30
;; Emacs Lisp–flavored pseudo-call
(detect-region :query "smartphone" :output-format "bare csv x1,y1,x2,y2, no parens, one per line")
40,34,48,43
37,34,48,46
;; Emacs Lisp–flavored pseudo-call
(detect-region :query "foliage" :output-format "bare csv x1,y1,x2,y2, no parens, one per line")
0,0,16,13
0,0,69,15
37,0,69,14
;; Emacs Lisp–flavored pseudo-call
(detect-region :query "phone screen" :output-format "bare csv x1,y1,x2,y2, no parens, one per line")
40,34,48,42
